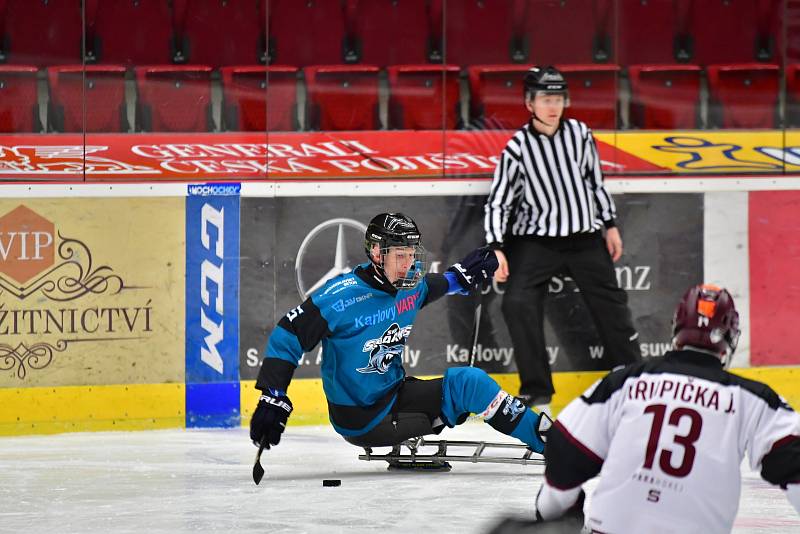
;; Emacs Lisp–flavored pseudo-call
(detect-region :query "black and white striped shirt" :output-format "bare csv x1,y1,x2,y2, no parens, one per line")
484,118,617,246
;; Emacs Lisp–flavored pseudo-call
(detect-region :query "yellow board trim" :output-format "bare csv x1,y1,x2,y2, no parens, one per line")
0,383,185,436
731,367,800,403
241,378,329,427
240,371,615,427
3,367,799,436
241,367,800,428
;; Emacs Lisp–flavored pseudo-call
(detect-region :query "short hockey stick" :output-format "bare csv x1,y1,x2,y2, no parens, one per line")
252,436,268,485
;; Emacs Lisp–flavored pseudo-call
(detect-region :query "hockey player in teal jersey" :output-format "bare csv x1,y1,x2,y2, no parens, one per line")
250,213,552,454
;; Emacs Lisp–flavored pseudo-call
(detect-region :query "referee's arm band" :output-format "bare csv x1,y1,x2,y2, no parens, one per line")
603,219,617,229
487,242,503,250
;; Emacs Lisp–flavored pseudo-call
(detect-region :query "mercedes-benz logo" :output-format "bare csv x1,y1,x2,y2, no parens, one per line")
295,218,368,300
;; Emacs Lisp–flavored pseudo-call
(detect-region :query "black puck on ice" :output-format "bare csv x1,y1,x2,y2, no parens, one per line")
322,479,341,487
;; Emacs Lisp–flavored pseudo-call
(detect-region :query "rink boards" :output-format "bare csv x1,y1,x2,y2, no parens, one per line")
0,179,798,435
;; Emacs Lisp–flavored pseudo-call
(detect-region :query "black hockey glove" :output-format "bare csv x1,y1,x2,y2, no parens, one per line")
250,389,293,449
446,246,499,292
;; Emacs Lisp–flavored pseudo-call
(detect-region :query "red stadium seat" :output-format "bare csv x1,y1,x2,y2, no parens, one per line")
221,66,298,131
135,66,214,132
304,65,380,131
618,0,692,65
268,0,349,67
706,63,779,129
467,65,531,130
351,0,434,66
173,0,266,67
2,0,82,66
558,64,619,129
0,66,41,132
84,0,174,65
387,65,461,129
441,0,515,66
689,0,781,65
628,64,701,129
518,0,613,65
787,64,800,127
47,65,128,132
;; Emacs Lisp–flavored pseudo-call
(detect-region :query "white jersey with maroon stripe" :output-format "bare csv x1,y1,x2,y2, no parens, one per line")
537,350,800,534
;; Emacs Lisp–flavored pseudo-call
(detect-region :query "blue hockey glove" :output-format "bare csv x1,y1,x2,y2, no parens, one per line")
445,246,499,294
250,389,293,448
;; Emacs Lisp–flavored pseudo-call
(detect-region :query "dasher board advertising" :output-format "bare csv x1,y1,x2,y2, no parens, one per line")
0,199,185,388
186,184,241,427
238,194,702,378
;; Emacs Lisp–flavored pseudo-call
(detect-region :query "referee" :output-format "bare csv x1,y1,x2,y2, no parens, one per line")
484,65,640,413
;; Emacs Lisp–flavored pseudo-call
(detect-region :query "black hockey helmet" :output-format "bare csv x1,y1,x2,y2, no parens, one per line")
364,213,426,289
523,65,569,102
364,212,421,253
672,284,740,367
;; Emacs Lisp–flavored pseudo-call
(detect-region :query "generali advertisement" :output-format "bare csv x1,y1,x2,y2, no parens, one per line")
3,130,800,181
238,194,703,379
0,131,661,181
0,199,185,388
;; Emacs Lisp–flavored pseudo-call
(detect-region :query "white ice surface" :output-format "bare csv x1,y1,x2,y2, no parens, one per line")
1,421,798,534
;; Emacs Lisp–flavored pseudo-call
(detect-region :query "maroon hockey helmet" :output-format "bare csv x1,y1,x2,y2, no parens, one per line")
672,284,740,366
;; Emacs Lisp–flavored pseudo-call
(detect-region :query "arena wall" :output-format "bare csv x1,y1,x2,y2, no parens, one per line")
0,180,797,435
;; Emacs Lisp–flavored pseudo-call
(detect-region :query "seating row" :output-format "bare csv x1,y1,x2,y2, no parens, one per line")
0,0,786,68
0,63,796,133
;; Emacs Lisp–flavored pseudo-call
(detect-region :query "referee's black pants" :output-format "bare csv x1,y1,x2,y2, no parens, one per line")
501,231,640,401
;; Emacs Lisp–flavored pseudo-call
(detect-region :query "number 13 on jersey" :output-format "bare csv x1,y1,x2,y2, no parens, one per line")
643,403,703,478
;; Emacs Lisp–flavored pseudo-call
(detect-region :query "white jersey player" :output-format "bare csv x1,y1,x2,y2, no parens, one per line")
519,284,800,533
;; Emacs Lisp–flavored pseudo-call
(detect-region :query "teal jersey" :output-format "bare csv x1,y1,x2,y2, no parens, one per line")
260,263,445,435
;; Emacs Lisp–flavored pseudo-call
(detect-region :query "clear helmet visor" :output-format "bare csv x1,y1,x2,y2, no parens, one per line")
378,244,428,289
528,90,570,108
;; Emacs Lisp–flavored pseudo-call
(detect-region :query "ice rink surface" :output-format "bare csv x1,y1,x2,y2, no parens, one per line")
2,421,799,534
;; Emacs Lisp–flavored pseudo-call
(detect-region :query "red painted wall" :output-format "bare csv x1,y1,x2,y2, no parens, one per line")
749,191,800,365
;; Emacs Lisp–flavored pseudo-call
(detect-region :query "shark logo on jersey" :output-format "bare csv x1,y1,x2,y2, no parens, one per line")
501,395,526,423
358,323,412,374
357,343,405,374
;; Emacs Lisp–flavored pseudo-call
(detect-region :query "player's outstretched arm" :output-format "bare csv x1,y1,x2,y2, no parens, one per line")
757,423,800,514
445,246,499,295
534,419,601,521
535,371,624,522
421,246,499,306
742,384,800,515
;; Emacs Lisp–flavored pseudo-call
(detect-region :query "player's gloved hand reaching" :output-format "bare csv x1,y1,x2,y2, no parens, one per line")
487,489,585,533
445,246,500,294
250,389,293,448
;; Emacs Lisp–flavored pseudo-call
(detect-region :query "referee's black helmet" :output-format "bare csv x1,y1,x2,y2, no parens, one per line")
523,65,568,101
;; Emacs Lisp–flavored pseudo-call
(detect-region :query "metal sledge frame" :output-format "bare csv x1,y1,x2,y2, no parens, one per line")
358,437,545,470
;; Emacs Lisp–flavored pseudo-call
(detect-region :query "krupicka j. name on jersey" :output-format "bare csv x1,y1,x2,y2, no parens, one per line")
626,375,736,413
